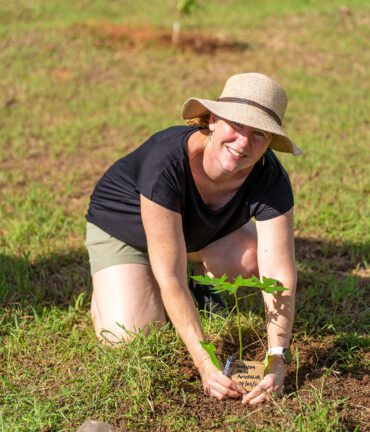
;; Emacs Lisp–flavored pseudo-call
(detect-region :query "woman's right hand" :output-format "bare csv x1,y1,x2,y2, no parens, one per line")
199,360,247,401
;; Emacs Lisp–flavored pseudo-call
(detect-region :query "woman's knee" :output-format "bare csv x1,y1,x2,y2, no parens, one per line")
239,246,259,277
90,264,166,345
201,223,259,278
91,293,128,344
96,322,162,346
92,308,165,345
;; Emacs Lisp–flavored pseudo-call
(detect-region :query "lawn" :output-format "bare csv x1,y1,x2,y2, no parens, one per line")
0,1,369,431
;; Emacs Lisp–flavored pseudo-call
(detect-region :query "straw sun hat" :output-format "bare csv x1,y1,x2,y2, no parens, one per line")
181,72,302,156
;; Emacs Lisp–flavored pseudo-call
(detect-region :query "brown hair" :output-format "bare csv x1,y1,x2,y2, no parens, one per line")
185,114,210,129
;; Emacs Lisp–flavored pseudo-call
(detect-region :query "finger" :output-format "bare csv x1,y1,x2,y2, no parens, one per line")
264,373,284,393
242,383,269,405
209,387,227,401
248,391,269,406
210,380,244,399
242,387,263,405
214,373,246,395
242,384,273,406
209,378,244,397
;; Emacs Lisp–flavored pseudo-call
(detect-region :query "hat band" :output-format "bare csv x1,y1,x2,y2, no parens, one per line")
217,97,282,126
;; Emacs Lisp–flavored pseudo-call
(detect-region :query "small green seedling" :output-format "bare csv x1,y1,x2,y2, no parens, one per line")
193,274,288,362
177,0,200,15
172,0,201,45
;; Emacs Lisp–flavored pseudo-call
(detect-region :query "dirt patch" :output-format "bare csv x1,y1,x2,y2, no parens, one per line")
2,241,368,430
73,22,248,54
138,337,369,431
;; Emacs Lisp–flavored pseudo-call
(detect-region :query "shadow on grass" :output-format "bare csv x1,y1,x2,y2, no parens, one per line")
294,237,369,335
0,236,368,330
0,238,368,430
0,247,91,309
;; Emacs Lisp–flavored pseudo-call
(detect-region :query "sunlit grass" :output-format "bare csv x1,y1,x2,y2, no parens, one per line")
0,0,369,430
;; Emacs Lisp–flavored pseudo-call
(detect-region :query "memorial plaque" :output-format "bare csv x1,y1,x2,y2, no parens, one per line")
231,360,265,391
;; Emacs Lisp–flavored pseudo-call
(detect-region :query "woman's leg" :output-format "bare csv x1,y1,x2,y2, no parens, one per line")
190,221,259,279
91,263,166,345
90,222,256,344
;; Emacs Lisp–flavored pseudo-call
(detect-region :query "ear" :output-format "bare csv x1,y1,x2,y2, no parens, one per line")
208,113,216,132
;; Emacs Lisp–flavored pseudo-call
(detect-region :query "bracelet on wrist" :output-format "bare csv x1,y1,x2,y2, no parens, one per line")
265,346,292,366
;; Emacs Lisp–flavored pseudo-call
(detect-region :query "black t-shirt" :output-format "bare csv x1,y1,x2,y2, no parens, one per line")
86,126,294,252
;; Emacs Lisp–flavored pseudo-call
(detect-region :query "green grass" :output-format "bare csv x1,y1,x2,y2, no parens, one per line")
1,0,369,430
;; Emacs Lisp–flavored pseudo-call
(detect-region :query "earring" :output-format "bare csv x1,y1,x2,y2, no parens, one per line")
262,153,266,165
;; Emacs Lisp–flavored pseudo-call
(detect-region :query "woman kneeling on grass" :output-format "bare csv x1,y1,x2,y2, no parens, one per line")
85,72,301,406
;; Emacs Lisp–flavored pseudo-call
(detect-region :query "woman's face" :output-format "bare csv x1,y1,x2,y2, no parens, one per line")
206,114,272,177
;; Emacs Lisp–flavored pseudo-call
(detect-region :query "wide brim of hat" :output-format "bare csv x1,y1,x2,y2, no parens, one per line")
182,98,302,156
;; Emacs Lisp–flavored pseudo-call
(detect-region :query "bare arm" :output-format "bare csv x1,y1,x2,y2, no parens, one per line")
243,208,296,405
140,194,245,400
257,207,296,349
140,194,207,369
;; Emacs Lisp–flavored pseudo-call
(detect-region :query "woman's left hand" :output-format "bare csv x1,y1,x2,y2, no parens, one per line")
241,356,287,406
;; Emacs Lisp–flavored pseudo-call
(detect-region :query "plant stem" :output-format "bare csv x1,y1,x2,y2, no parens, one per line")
172,21,180,45
234,292,242,360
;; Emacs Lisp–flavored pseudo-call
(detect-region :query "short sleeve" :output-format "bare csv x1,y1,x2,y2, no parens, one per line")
147,169,183,213
137,145,185,214
249,153,294,221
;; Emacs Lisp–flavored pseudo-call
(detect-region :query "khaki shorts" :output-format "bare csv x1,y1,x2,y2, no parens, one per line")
85,222,150,275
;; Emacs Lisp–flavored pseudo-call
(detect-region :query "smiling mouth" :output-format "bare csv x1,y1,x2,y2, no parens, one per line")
226,146,246,159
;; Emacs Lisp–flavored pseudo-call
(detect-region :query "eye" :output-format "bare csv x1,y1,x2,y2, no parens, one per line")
232,121,244,129
253,130,268,139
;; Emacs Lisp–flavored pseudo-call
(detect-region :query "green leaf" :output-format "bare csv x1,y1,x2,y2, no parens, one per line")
191,274,233,293
191,274,215,285
235,275,260,287
210,285,235,294
262,284,288,293
191,273,288,295
177,0,200,15
191,273,227,285
260,276,289,293
199,340,220,369
261,276,277,285
232,275,247,287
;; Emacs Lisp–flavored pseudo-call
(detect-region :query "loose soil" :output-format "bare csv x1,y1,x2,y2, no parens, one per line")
75,22,248,54
114,337,368,431
4,235,368,430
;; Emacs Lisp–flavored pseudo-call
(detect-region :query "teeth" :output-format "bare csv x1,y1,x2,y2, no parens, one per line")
228,147,243,158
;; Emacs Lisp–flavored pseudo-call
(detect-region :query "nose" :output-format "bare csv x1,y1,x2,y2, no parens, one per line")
235,131,250,149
